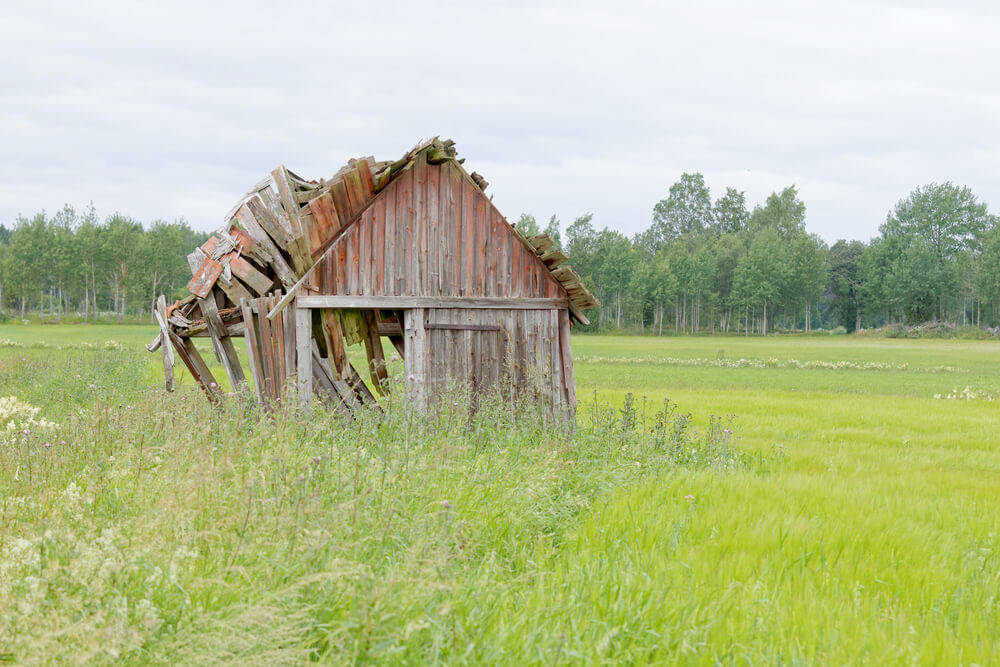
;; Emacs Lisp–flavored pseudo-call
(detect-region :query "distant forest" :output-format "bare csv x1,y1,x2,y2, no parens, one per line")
1,176,998,333
518,176,1000,333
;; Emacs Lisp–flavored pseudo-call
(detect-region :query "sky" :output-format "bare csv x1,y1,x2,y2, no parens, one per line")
2,0,998,243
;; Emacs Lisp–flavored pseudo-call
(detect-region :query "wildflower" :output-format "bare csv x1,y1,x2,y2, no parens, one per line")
311,456,322,464
391,354,399,362
408,374,416,382
210,382,218,388
684,494,696,503
441,500,452,509
44,442,51,448
88,383,96,389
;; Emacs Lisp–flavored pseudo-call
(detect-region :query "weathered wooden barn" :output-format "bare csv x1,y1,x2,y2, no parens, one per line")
148,138,597,416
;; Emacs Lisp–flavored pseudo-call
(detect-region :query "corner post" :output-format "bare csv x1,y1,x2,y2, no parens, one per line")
403,308,426,412
295,298,312,409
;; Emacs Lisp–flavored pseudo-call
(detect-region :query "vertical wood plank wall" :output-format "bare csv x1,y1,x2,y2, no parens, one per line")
420,308,574,414
317,159,566,302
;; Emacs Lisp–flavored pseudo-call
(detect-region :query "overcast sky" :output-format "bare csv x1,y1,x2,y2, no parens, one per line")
2,1,998,242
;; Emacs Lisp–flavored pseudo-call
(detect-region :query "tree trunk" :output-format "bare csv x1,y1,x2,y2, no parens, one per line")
855,306,862,332
762,301,768,336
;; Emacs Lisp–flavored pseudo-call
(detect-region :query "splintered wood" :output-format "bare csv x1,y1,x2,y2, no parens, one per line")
148,137,595,417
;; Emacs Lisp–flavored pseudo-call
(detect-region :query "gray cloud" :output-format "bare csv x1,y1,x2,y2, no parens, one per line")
2,0,998,242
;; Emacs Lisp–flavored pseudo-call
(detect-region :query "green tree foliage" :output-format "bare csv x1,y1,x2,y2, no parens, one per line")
650,173,713,249
877,183,995,321
828,240,866,331
0,206,206,320
514,214,541,237
712,187,750,235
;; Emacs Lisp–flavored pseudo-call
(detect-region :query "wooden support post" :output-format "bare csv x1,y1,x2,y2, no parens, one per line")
199,287,245,389
321,310,349,380
168,330,221,402
361,310,388,394
295,300,312,409
403,308,426,412
153,295,175,391
241,301,265,404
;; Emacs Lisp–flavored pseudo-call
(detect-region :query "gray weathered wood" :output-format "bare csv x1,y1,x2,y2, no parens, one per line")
199,288,245,389
293,296,568,312
295,303,312,409
241,301,265,403
153,295,174,391
403,308,426,411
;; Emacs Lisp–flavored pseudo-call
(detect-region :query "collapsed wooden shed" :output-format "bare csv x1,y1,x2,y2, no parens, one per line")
148,138,598,416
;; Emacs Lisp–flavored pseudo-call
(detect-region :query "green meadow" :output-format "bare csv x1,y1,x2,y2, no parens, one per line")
1,324,998,663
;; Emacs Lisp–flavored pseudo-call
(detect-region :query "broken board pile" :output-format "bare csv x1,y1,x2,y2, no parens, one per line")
147,137,598,414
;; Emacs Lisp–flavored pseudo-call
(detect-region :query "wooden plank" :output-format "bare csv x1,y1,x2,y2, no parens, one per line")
460,180,473,296
344,361,378,407
558,308,576,413
283,297,297,382
359,207,372,294
336,235,348,294
245,194,291,248
476,190,488,295
396,166,413,295
227,225,270,268
413,157,426,294
373,195,385,296
225,254,273,295
310,344,357,416
321,309,348,380
526,235,554,254
376,322,404,336
403,308,426,411
427,160,440,293
549,308,561,414
295,304,312,409
361,310,388,394
540,249,568,269
568,301,591,326
200,288,245,389
445,163,460,297
257,296,275,400
241,301,265,403
357,158,376,197
329,179,352,224
271,165,304,238
424,322,501,332
343,167,366,215
153,295,174,391
168,330,220,401
383,178,396,296
187,256,223,298
235,202,298,287
488,207,501,297
309,191,342,242
297,296,569,310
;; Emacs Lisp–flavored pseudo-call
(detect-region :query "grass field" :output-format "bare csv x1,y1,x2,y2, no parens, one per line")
1,323,999,663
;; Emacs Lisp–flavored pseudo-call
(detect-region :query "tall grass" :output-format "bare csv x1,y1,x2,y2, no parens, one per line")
0,349,756,663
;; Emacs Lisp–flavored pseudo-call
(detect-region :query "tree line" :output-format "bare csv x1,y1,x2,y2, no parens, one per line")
0,206,207,321
518,175,1000,333
2,177,998,333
